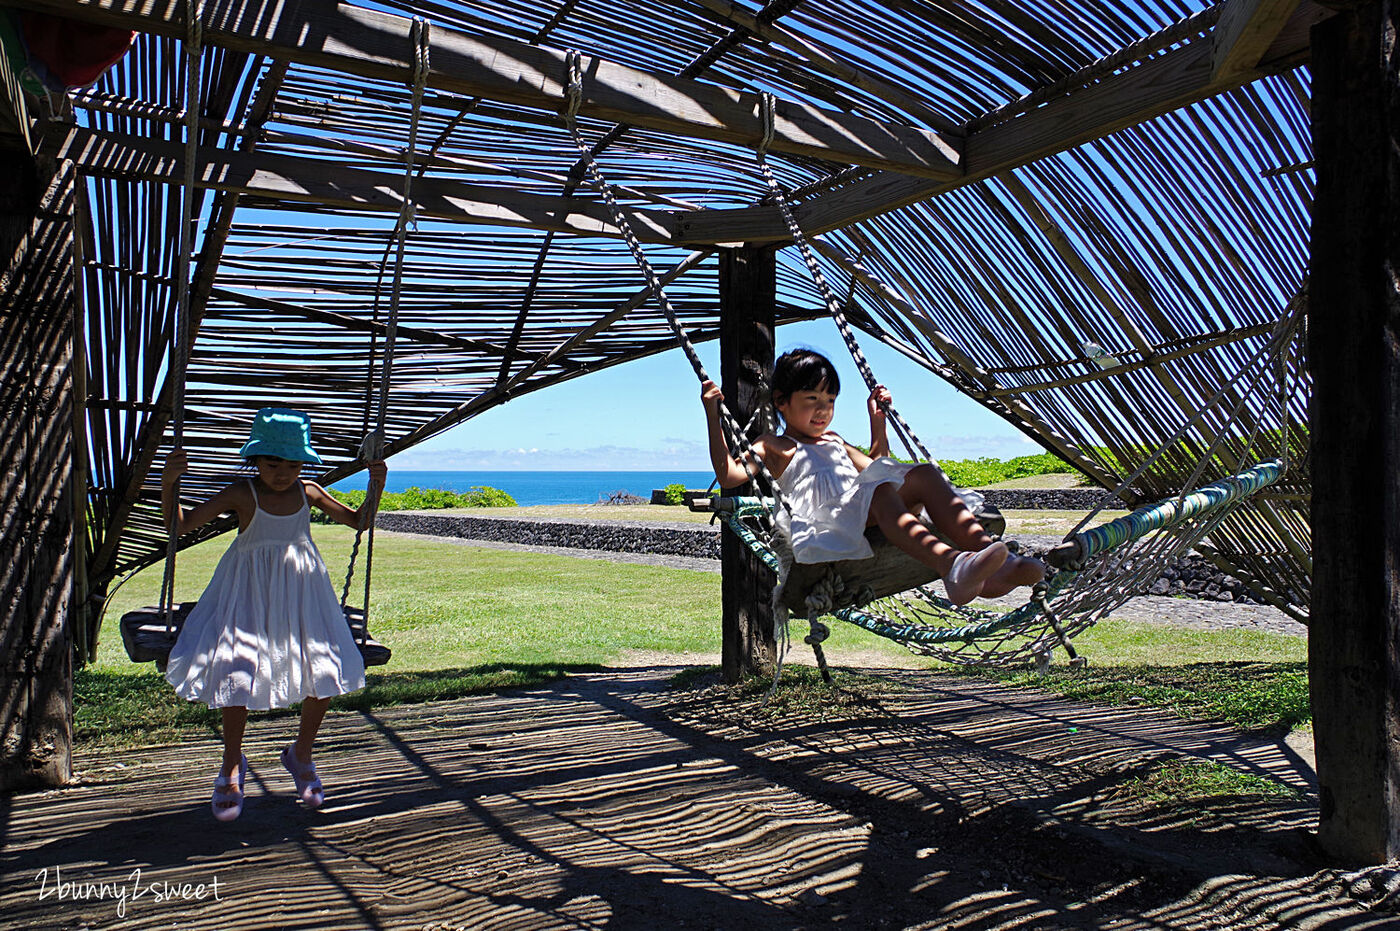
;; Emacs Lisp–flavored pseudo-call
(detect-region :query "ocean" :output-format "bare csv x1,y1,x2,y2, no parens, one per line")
330,470,716,506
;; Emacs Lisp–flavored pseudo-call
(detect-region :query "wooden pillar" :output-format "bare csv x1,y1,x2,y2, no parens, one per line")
0,154,76,790
1308,1,1400,864
718,245,777,683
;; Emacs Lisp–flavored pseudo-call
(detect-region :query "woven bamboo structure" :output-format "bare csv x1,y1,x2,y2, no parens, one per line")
1,0,1317,654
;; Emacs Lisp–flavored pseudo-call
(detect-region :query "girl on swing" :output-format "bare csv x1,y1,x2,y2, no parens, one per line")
161,408,387,821
701,349,1045,606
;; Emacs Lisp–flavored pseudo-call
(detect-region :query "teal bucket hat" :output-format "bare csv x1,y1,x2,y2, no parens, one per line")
238,408,324,464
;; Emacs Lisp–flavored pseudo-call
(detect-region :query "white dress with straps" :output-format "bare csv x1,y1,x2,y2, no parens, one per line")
165,480,367,709
776,434,913,564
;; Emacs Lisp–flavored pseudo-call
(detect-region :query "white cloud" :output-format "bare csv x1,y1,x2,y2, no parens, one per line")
929,433,1045,461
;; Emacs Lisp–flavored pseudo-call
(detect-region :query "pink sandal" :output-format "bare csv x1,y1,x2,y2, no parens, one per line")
281,744,324,809
211,755,247,822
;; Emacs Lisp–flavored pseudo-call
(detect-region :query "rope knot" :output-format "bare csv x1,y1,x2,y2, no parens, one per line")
757,91,776,157
563,49,583,122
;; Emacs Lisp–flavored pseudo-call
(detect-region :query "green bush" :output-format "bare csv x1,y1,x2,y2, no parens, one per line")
939,452,1074,487
314,484,517,522
663,482,688,505
461,485,517,508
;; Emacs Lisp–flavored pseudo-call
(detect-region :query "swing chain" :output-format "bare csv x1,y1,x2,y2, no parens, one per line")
753,92,933,466
341,17,429,626
559,51,782,511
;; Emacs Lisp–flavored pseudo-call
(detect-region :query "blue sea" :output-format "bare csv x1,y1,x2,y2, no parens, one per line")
330,470,716,506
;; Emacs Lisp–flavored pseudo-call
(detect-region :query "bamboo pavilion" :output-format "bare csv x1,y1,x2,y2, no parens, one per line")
1,0,1394,865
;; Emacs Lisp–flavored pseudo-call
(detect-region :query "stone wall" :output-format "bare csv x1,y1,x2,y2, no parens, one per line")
377,512,723,560
652,487,1121,509
376,510,1261,603
977,488,1122,510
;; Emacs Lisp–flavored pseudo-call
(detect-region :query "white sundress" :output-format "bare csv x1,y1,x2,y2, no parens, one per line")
165,480,367,710
776,434,913,564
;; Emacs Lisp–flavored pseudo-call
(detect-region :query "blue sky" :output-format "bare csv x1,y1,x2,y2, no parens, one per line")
390,318,1043,471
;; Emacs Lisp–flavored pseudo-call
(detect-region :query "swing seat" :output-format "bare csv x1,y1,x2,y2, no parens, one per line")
119,603,392,670
698,496,1006,613
779,507,1005,613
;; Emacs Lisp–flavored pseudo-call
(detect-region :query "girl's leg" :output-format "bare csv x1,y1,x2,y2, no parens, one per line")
220,707,249,779
213,707,249,819
897,465,1046,597
292,696,331,765
867,484,1007,605
897,464,993,549
282,696,330,808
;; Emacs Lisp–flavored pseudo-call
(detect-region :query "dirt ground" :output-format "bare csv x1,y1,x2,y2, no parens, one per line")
2,663,1395,930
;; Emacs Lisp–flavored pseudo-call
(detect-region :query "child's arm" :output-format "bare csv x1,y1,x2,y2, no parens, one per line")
304,460,388,529
160,446,243,534
867,384,892,459
701,380,771,488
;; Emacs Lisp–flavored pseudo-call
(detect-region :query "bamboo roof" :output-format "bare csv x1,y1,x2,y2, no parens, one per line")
7,0,1314,620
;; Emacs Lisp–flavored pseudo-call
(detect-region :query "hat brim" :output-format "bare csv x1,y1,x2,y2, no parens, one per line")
238,439,323,465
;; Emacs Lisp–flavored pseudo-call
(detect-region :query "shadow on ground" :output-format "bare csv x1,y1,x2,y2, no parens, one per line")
1,665,1386,929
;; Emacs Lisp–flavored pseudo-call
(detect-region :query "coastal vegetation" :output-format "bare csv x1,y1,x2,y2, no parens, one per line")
936,452,1079,487
320,484,517,520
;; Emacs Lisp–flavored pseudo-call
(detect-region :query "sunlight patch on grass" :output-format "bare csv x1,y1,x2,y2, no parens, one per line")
965,659,1309,734
1115,758,1303,806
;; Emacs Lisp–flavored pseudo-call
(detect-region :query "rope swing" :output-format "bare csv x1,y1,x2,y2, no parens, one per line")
118,15,436,669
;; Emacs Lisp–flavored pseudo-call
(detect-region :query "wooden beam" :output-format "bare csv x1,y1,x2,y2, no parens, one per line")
39,123,681,242
1213,0,1303,82
676,1,1331,245
0,159,76,790
688,0,960,135
10,0,962,179
1308,1,1400,866
718,244,777,683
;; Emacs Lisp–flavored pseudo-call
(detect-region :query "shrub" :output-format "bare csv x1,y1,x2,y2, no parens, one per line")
461,485,517,508
314,484,517,522
663,482,688,505
939,453,1074,487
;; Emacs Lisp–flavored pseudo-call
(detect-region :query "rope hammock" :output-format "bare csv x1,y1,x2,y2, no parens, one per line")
562,66,1296,676
708,458,1283,670
118,13,432,669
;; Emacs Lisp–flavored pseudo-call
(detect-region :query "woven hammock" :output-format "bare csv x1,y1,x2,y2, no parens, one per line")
709,459,1283,670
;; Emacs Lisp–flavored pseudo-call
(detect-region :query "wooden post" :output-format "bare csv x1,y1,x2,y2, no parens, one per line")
1308,1,1400,864
718,245,777,683
0,151,75,791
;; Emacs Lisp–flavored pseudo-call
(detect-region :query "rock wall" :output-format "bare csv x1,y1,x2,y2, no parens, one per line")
977,488,1122,510
376,511,1261,603
377,512,723,560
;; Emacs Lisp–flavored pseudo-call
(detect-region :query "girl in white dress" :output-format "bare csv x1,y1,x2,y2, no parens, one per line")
701,349,1045,606
161,408,386,821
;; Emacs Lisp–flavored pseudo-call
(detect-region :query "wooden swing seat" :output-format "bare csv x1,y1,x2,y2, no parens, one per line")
696,496,1006,613
120,603,392,670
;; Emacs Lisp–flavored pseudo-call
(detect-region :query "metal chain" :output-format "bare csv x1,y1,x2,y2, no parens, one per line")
561,50,781,505
754,92,933,465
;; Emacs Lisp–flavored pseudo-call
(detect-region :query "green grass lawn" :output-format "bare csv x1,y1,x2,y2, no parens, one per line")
85,525,1308,750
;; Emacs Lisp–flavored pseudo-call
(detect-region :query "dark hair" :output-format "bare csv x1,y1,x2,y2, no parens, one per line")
771,348,840,407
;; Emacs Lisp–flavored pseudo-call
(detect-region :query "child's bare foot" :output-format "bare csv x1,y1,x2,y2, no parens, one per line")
980,554,1048,598
943,541,1009,606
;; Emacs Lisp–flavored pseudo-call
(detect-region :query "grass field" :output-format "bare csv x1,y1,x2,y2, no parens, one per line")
83,523,1308,752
